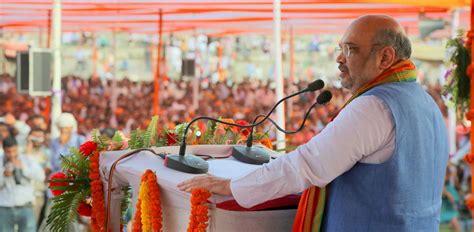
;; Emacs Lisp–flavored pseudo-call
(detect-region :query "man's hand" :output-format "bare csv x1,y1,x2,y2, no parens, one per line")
177,174,232,196
4,113,16,126
4,169,13,177
11,158,22,169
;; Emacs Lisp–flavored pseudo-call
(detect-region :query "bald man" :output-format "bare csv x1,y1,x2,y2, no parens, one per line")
178,15,448,231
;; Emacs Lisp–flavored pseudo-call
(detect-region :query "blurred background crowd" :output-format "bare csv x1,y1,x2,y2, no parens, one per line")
0,69,470,231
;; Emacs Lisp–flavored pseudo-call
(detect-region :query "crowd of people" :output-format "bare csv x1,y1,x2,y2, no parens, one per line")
0,70,471,231
0,72,350,147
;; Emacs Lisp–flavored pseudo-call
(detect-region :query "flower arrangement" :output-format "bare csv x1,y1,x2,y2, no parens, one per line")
444,30,472,119
132,169,162,232
47,116,271,231
187,188,212,232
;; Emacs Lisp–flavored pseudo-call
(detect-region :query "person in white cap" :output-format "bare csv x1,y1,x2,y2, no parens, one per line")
40,113,86,232
48,113,85,175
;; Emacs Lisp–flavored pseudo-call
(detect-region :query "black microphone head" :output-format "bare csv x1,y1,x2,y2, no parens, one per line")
317,90,332,104
307,79,325,92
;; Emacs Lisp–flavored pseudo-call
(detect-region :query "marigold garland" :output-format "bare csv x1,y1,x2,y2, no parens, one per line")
132,198,142,232
47,118,268,230
140,179,151,231
133,170,162,232
187,188,211,232
148,172,163,231
89,150,106,232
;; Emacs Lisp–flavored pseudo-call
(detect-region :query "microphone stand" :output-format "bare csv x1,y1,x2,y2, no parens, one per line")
232,90,332,164
165,80,325,174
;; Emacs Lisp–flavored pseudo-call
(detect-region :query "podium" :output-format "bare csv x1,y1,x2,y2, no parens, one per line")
99,145,298,231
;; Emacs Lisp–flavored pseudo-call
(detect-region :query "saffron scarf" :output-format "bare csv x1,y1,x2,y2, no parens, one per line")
292,59,417,232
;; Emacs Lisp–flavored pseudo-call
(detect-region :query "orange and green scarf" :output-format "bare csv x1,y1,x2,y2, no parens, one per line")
292,59,417,232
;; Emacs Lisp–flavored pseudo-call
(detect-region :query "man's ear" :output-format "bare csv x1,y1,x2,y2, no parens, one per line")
379,46,396,70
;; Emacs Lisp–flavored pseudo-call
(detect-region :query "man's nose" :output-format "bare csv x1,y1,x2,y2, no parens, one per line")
336,52,345,64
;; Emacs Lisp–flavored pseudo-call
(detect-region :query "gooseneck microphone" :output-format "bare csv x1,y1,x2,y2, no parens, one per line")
261,90,332,134
165,80,325,174
232,90,333,164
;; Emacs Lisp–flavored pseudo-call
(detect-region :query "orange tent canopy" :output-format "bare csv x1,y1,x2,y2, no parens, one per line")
0,0,470,35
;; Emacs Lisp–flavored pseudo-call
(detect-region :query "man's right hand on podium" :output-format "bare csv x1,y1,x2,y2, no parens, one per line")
178,174,232,196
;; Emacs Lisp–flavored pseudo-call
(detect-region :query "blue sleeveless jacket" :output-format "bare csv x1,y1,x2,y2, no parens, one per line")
322,82,449,231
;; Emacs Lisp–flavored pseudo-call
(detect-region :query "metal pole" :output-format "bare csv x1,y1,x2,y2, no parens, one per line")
273,0,285,151
50,0,62,138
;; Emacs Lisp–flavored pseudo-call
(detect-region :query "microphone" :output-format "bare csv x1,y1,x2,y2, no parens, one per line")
232,90,332,164
165,80,325,173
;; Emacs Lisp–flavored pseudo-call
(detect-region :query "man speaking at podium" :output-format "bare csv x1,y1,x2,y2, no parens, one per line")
179,15,448,231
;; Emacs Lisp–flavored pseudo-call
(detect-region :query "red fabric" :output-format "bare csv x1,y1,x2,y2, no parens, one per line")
216,194,300,211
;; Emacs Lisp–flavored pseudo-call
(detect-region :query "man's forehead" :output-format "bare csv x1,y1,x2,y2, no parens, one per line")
338,41,357,46
342,22,376,42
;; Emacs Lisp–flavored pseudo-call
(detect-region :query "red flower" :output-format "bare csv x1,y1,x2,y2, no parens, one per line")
79,141,97,157
77,202,92,216
166,132,178,146
236,120,251,136
49,172,68,196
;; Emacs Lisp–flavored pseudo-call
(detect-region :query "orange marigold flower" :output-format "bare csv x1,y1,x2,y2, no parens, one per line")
217,118,235,134
187,188,211,232
259,138,273,149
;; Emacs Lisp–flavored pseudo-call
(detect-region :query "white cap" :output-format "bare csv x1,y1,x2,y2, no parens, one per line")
56,112,77,132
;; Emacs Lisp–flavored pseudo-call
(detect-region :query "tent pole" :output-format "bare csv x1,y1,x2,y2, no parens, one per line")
43,9,52,125
470,2,474,225
448,10,459,160
50,0,62,138
273,0,285,151
153,9,163,116
92,32,97,79
193,29,199,112
290,26,295,83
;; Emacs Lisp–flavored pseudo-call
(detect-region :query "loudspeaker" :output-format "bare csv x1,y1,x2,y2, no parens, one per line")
16,49,52,96
16,51,29,94
181,58,195,77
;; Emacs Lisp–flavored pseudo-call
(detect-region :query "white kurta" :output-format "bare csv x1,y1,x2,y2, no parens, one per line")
230,95,396,208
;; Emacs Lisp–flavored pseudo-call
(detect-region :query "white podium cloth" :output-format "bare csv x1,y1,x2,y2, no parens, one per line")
99,145,297,231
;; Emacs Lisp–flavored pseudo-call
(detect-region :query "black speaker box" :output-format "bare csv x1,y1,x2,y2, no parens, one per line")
181,58,195,77
16,49,52,96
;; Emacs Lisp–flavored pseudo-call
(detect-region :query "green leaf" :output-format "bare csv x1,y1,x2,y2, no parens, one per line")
128,128,144,149
120,186,132,224
91,129,108,150
46,190,89,232
444,30,471,119
110,130,125,150
143,116,159,148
